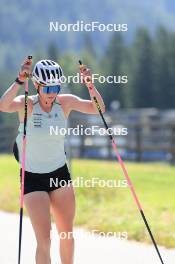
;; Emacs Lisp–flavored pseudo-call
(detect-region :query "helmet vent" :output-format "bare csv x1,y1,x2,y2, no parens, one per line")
51,70,56,78
46,60,52,66
41,61,46,66
59,67,63,77
56,69,59,76
35,67,39,77
46,69,50,79
40,68,46,81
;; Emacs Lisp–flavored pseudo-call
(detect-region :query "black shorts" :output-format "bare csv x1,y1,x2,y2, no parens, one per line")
20,163,72,195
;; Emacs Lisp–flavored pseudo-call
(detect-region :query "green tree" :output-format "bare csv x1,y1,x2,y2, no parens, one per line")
101,33,126,108
47,42,59,62
154,27,175,109
131,28,154,107
83,33,96,58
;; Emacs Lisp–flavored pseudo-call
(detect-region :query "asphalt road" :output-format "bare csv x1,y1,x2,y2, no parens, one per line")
0,211,174,264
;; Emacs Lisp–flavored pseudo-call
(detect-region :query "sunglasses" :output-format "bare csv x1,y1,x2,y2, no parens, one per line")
42,85,61,94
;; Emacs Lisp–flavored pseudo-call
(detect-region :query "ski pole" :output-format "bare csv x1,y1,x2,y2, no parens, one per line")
79,60,165,264
18,55,32,264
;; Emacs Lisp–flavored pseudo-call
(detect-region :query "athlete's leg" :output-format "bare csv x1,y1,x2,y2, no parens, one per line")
24,191,51,264
50,185,75,264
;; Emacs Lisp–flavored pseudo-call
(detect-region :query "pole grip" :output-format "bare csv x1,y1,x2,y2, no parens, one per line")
78,59,95,93
25,55,33,78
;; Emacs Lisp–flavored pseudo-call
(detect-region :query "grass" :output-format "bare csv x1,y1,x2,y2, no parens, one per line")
0,155,175,248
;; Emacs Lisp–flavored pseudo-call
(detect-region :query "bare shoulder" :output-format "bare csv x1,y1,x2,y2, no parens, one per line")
58,94,78,104
57,94,78,118
57,94,79,109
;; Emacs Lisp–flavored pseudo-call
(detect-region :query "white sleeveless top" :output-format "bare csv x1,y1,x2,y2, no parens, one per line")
16,94,67,173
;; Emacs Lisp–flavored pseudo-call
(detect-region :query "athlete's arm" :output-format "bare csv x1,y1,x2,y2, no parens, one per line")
59,91,105,118
0,83,25,113
0,57,32,113
65,64,105,115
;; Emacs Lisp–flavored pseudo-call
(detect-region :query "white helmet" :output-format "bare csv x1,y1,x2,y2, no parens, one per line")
32,60,63,86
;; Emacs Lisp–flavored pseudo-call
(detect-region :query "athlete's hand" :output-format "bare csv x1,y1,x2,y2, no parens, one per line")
80,65,93,86
18,56,33,82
